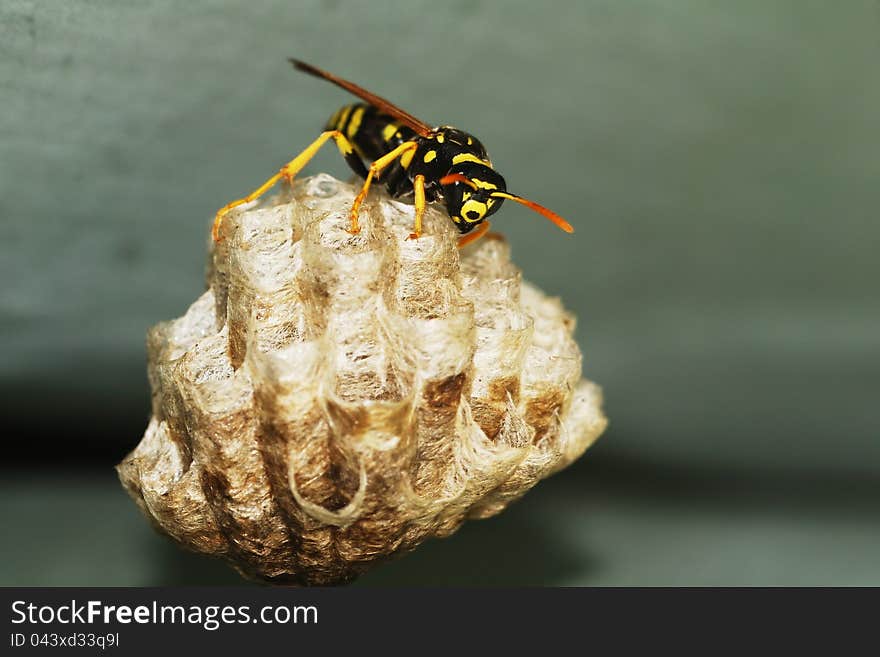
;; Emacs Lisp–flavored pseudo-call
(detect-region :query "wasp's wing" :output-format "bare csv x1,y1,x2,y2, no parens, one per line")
290,59,433,138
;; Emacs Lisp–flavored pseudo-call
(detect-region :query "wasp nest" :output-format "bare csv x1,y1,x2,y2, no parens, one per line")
117,174,607,584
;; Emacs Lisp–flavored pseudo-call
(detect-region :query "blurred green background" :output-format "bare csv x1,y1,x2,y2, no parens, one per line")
2,0,878,585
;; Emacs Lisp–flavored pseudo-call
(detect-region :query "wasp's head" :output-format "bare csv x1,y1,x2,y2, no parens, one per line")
439,164,575,238
440,164,507,233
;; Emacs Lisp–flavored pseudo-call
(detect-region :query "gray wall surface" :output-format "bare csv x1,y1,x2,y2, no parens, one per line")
3,1,878,473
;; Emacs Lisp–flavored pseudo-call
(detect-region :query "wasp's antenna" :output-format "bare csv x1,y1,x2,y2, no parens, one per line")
490,192,574,233
439,173,477,189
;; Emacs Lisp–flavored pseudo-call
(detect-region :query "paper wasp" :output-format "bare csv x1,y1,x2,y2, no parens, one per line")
213,59,574,248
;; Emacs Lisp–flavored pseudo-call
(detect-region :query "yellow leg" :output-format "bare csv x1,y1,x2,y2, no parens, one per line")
457,220,491,249
212,130,356,242
408,174,426,240
349,141,417,234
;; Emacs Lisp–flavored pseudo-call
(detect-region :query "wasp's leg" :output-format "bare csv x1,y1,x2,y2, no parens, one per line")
212,130,357,242
407,174,426,240
457,220,491,249
212,172,283,242
349,141,418,235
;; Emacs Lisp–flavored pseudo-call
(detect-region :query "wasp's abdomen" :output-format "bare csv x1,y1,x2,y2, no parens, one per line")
327,104,414,164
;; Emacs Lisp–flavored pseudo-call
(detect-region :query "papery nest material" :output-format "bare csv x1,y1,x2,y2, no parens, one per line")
117,174,607,584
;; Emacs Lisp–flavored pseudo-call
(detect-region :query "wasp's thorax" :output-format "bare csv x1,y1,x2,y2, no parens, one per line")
441,163,507,234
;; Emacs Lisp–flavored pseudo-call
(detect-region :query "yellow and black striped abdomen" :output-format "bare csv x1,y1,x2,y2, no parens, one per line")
327,104,414,166
326,103,421,197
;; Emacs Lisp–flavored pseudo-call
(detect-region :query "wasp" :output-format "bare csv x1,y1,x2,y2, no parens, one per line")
212,59,574,248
